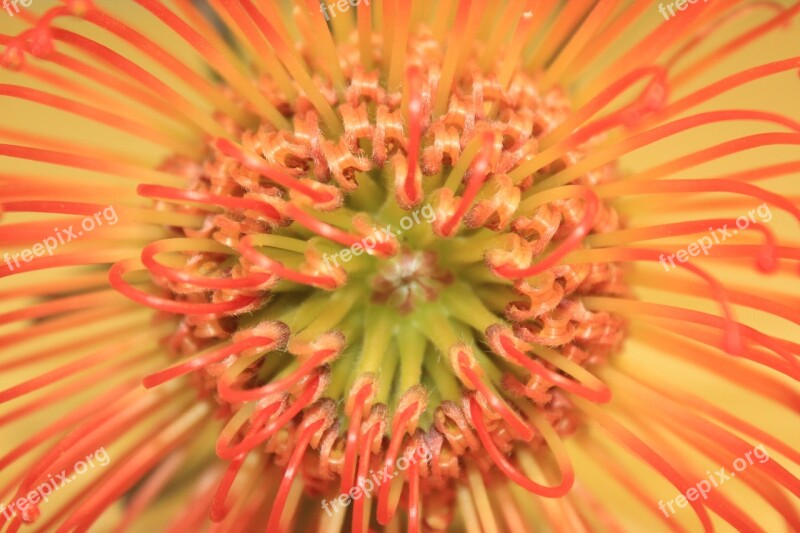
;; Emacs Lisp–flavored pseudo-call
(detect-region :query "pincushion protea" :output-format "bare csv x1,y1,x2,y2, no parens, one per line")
1,0,799,531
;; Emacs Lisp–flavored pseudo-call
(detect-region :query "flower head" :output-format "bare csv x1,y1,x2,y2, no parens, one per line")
1,1,799,532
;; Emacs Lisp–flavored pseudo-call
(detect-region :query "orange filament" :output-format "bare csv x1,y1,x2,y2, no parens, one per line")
438,131,495,237
282,205,394,258
351,421,382,533
575,398,714,532
215,401,283,461
140,240,272,291
456,352,534,442
209,453,246,522
402,65,424,207
0,84,196,155
376,402,419,525
340,382,374,494
216,348,336,403
496,332,612,403
83,8,243,119
133,0,288,128
671,3,800,88
50,28,229,139
265,418,326,533
468,396,573,497
143,335,279,389
237,234,339,289
138,184,282,222
109,259,258,315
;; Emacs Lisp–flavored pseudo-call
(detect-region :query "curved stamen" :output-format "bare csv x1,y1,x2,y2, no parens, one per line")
469,396,574,497
584,296,800,379
457,351,535,441
670,3,800,88
402,65,424,207
109,259,258,315
665,2,785,70
283,204,395,257
132,0,289,128
217,348,336,403
215,401,283,461
0,84,197,155
537,117,800,192
143,334,279,389
209,453,246,522
340,381,375,494
407,448,421,533
494,329,612,403
140,239,274,291
351,421,382,533
584,218,779,273
376,402,419,525
596,178,800,224
265,418,326,533
238,235,339,290
438,131,495,237
138,184,282,222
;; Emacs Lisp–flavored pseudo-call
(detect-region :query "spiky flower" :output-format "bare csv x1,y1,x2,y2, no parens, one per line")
1,1,799,531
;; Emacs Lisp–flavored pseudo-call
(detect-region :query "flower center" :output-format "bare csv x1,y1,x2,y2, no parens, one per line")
370,248,453,314
141,30,627,493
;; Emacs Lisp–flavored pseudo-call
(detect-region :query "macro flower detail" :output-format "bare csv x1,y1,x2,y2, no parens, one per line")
1,1,799,532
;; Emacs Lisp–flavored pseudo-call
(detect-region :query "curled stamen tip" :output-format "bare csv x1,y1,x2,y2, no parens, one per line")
362,405,389,451
345,374,378,415
233,321,291,349
303,246,348,287
254,393,289,417
396,386,429,432
430,189,457,237
392,154,423,210
303,399,337,446
21,504,41,524
756,257,776,273
352,214,400,257
299,366,331,400
724,326,744,356
464,175,521,230
316,422,341,479
434,401,480,454
287,330,346,359
1,46,25,71
449,343,480,385
290,180,343,211
461,391,494,424
27,28,56,58
62,0,93,15
485,324,519,357
756,250,778,273
484,234,533,277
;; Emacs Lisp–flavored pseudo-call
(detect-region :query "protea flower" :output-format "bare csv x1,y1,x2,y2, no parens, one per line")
1,0,799,531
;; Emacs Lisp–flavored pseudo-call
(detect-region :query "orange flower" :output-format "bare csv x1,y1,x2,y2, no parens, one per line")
1,1,799,532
